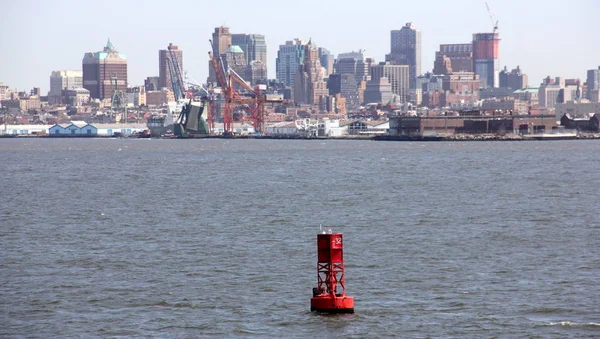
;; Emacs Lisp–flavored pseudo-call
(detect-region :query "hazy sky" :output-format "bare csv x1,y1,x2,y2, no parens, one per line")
1,0,598,93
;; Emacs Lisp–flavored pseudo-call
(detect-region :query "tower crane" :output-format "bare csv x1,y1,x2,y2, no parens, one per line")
485,1,499,34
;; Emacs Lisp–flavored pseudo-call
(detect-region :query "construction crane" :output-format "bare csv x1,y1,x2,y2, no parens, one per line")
485,1,499,34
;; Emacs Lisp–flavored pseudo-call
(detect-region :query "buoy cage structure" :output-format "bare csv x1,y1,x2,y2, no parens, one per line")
310,232,354,314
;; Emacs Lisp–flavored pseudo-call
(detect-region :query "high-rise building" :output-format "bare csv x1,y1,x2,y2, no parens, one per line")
472,33,500,88
211,30,267,85
159,43,183,90
386,23,421,89
232,34,267,66
364,77,393,105
212,26,232,56
230,34,267,84
318,47,334,76
333,58,360,109
208,26,233,84
370,63,410,103
332,52,372,109
433,54,452,75
499,66,528,90
48,70,83,104
436,44,473,73
586,66,600,101
327,74,341,95
293,39,328,105
224,45,247,79
82,39,127,100
276,38,306,87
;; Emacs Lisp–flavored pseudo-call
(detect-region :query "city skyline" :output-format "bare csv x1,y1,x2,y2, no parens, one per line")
1,0,598,93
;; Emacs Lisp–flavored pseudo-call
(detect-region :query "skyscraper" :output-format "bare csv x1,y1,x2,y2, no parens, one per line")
370,63,410,103
586,66,600,101
386,23,421,89
232,34,267,65
472,33,500,88
208,26,232,84
212,26,232,56
333,58,360,108
276,39,306,87
318,47,334,76
231,33,267,84
82,39,127,100
159,43,183,90
48,70,83,104
436,44,473,73
293,39,328,105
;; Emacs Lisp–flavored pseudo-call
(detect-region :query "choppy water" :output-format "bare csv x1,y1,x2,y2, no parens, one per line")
1,138,599,338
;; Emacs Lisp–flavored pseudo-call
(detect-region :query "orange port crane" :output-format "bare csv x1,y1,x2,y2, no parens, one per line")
208,40,283,135
208,40,235,134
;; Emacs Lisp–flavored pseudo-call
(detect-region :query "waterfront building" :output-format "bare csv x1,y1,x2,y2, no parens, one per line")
386,23,421,89
556,102,600,122
472,33,500,88
276,38,306,88
159,43,183,91
49,70,83,104
499,66,528,90
82,39,128,100
587,66,600,101
370,63,410,103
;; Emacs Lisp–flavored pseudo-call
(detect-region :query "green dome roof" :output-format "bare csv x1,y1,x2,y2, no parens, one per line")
226,45,244,54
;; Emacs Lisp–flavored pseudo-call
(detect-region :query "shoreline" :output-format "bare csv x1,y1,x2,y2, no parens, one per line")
2,133,599,141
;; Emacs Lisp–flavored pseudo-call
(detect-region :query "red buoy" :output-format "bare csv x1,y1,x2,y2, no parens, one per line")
310,231,354,313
